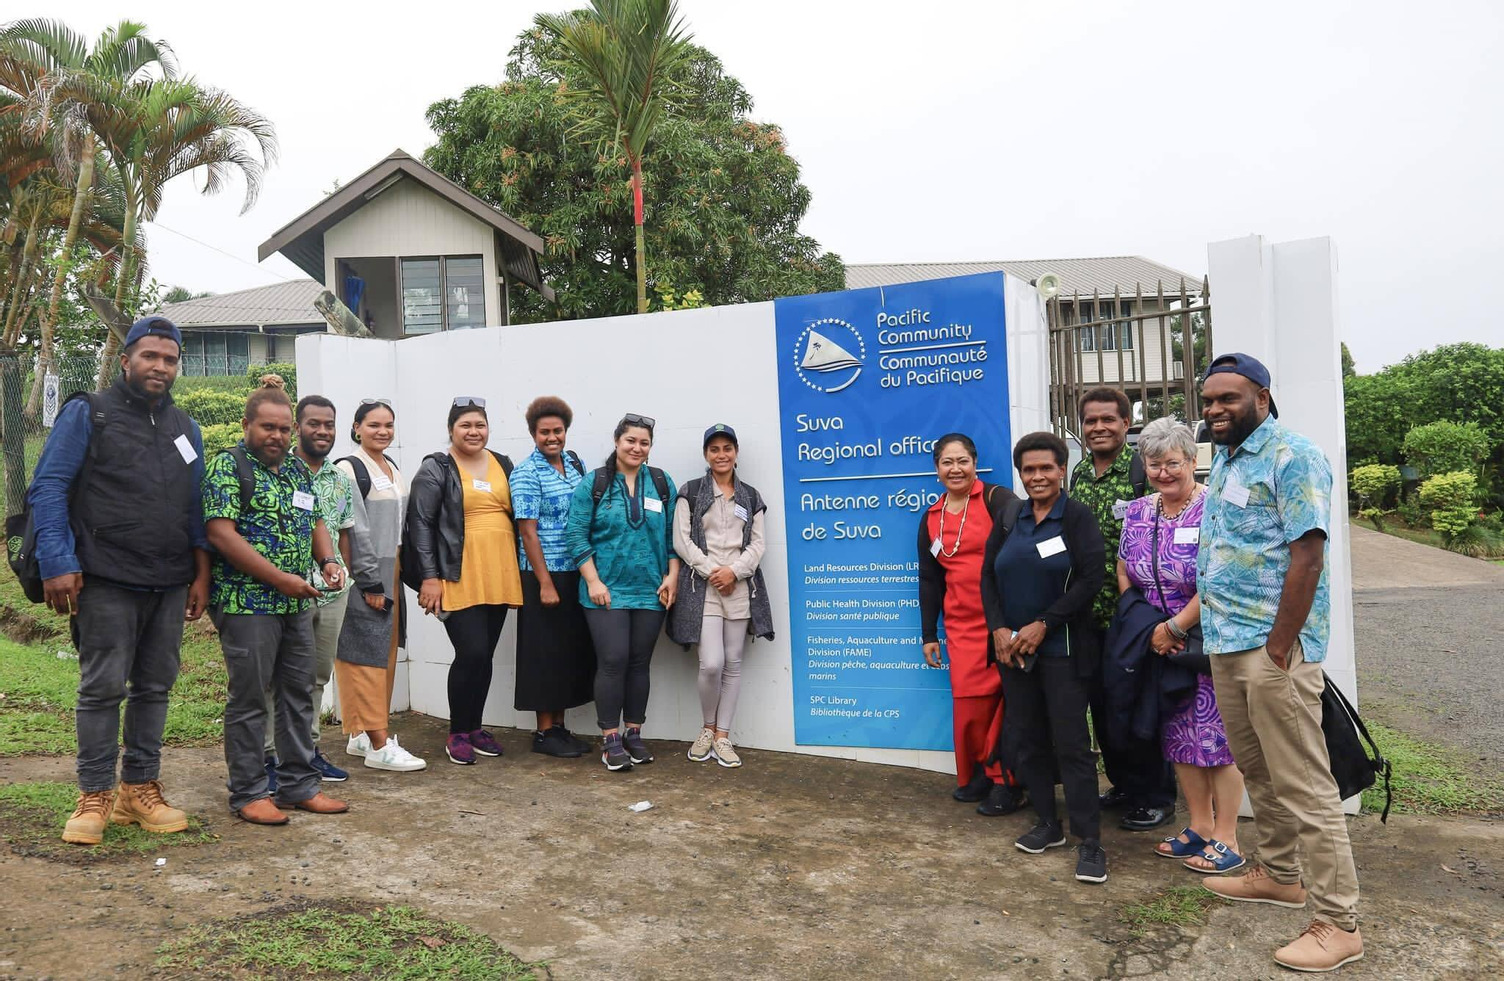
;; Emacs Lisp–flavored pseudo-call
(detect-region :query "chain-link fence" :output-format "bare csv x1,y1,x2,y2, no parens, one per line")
0,354,295,516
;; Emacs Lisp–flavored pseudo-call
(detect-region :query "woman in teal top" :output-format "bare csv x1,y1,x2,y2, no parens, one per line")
564,413,680,772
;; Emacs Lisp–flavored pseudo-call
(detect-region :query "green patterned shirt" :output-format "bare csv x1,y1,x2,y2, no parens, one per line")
1070,446,1140,630
305,458,355,606
202,445,319,616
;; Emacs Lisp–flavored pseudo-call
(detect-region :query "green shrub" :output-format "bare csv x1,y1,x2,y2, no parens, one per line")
174,388,247,427
1403,421,1489,478
200,422,242,459
248,362,296,399
1445,523,1504,558
1418,471,1479,539
1350,464,1401,529
1396,494,1426,528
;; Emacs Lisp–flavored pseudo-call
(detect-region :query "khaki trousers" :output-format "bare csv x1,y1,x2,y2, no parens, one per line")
1210,644,1359,930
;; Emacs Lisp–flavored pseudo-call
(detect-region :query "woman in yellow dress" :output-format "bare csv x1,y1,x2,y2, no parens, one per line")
407,397,523,765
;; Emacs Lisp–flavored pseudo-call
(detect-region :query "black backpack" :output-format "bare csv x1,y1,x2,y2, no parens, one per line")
398,449,515,591
590,464,670,517
341,452,400,500
1321,673,1392,822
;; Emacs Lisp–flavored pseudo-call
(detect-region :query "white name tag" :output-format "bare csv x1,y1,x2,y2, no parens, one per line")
1223,479,1250,509
472,479,492,493
173,433,197,464
930,538,942,557
1174,526,1200,545
1111,499,1130,521
371,474,393,492
292,490,315,511
1036,536,1067,558
643,496,663,514
734,504,750,522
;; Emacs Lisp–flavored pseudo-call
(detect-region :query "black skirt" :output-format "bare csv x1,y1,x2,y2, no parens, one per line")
515,570,596,711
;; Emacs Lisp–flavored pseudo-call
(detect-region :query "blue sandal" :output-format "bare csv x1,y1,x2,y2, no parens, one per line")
1155,827,1208,858
1183,839,1245,874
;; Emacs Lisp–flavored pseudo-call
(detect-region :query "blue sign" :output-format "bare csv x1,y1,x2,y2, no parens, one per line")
773,273,1011,750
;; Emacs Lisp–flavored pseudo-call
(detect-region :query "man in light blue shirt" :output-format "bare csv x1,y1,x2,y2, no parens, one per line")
1197,353,1362,973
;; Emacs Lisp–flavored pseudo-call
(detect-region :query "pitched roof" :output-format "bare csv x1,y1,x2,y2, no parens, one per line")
844,256,1204,298
257,149,551,299
155,279,325,330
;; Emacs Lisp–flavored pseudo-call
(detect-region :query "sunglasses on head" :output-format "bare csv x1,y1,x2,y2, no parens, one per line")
360,398,392,409
452,397,486,409
623,412,655,430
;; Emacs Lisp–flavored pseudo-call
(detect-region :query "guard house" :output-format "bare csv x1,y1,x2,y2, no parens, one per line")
257,149,552,339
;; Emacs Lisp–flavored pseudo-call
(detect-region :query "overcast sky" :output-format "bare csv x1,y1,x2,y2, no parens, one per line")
56,0,1504,371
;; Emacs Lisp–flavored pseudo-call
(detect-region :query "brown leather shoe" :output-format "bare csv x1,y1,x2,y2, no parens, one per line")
112,780,188,833
62,790,115,845
1274,920,1364,972
1203,864,1308,908
275,791,348,814
235,797,290,825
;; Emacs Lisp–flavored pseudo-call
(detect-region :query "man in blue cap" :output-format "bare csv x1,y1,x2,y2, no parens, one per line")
1196,353,1363,972
28,316,210,845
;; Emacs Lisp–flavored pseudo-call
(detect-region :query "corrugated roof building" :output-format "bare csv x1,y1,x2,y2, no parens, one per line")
844,256,1202,296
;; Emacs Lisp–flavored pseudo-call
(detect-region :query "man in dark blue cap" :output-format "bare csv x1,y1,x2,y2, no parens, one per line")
1195,353,1363,972
28,316,210,845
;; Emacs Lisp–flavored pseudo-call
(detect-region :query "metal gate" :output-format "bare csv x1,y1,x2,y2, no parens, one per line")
1046,277,1213,437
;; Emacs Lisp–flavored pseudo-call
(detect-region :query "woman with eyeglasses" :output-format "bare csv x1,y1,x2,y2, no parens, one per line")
564,413,680,772
408,397,523,766
1113,417,1243,873
510,395,595,759
333,399,425,771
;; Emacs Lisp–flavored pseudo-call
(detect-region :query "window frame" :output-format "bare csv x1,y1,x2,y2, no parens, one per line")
400,254,486,335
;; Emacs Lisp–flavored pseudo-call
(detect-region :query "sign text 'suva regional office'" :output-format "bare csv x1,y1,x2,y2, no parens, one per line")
773,274,1011,750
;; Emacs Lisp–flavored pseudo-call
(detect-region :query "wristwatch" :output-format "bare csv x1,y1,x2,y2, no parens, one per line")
318,556,340,568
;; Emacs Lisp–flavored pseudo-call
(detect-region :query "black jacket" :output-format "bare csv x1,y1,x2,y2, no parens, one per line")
979,493,1106,677
405,450,512,583
916,481,1017,647
1102,588,1202,744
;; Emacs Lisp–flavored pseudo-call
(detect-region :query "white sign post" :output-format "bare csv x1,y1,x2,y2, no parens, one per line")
41,373,59,428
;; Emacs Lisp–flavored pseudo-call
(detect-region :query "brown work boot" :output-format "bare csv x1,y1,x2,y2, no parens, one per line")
1203,863,1309,908
235,798,290,825
111,780,189,834
275,791,348,814
1274,920,1364,972
61,789,115,845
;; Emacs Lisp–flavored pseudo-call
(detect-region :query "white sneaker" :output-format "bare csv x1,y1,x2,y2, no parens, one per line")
345,732,372,758
688,727,715,762
365,735,427,772
712,737,742,768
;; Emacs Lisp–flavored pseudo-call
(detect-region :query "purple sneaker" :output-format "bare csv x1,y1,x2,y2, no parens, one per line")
468,729,504,757
446,733,476,765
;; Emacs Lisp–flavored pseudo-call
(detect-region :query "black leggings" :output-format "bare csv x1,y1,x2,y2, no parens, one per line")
443,604,510,733
585,608,665,730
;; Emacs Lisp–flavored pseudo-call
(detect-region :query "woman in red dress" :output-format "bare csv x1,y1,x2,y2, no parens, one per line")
917,433,1027,817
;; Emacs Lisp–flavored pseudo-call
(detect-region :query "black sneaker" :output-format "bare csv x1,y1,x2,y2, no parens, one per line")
976,783,1027,817
952,769,993,803
1099,786,1132,810
558,725,593,755
601,732,633,771
531,727,583,759
621,727,654,764
1075,840,1109,883
1015,821,1067,854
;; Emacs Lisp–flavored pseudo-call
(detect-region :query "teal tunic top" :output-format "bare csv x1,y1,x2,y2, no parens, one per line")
564,468,678,611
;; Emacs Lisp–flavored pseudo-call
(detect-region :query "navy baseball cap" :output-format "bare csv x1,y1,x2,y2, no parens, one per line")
703,423,738,449
1202,352,1278,418
124,316,183,351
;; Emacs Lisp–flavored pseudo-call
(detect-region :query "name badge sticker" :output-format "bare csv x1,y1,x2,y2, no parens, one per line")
1173,526,1200,545
1111,499,1130,521
292,490,315,511
1223,480,1250,509
173,433,197,465
930,538,942,557
734,504,750,522
1036,536,1067,558
371,474,393,492
472,479,492,493
643,496,663,514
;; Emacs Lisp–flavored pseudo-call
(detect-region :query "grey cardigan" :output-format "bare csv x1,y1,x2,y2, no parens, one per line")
666,472,775,647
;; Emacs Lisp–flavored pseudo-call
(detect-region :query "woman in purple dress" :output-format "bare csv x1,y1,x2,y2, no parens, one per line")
1116,417,1245,873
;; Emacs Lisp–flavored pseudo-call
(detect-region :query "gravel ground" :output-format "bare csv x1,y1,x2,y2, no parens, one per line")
1350,527,1504,779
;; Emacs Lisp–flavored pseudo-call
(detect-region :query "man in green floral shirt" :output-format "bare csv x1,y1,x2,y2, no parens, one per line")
1068,387,1174,833
204,383,348,826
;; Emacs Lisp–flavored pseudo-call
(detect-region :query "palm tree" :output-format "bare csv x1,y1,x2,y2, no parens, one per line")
536,0,693,314
0,17,174,412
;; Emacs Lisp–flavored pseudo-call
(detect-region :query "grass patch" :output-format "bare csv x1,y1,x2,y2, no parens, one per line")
1365,721,1504,815
0,568,227,755
1119,885,1216,938
0,780,216,863
155,899,540,979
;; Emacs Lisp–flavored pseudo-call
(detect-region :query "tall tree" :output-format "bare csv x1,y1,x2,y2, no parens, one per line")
535,0,693,314
425,30,844,322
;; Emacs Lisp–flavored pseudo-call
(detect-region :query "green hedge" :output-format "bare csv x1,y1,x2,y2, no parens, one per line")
174,389,247,427
200,422,242,459
249,362,296,400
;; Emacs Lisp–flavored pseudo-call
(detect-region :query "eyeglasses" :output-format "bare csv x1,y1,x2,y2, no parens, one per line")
452,397,486,409
623,412,655,429
1146,460,1189,475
